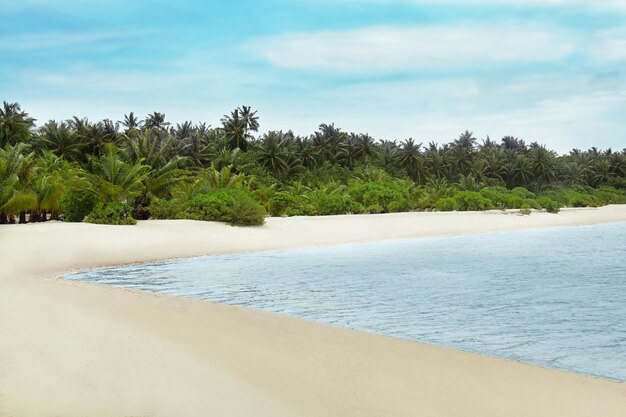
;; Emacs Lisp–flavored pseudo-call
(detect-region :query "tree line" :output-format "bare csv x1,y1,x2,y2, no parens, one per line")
1,101,625,225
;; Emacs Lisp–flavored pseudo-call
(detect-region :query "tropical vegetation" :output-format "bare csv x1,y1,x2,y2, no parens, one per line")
1,101,625,225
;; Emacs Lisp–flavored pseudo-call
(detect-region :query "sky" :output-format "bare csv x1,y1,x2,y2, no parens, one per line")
1,0,625,152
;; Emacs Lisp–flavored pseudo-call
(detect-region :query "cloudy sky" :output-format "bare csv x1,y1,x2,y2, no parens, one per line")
1,0,625,152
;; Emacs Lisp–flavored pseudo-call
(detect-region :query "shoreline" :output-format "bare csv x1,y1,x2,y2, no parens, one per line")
64,215,626,277
2,207,626,417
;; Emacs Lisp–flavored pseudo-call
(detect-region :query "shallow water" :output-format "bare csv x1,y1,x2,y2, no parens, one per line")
67,222,626,380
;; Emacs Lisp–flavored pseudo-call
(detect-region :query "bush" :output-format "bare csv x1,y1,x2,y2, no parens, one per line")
224,197,267,226
180,189,265,226
591,186,626,205
148,198,184,219
452,191,493,211
268,194,299,217
435,197,459,211
479,186,536,209
537,197,561,213
479,186,510,209
348,181,411,213
59,189,95,222
85,202,137,225
540,188,600,208
315,193,361,215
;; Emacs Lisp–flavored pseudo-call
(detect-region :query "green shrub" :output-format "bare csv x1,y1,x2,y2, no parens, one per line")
540,188,601,208
180,189,265,226
348,181,410,213
511,187,537,199
435,197,459,211
284,204,317,216
519,206,532,216
85,202,136,225
479,186,536,209
452,191,493,211
268,194,299,217
537,197,561,213
479,186,510,209
591,186,626,205
59,189,95,222
315,193,361,215
148,198,184,219
224,197,267,226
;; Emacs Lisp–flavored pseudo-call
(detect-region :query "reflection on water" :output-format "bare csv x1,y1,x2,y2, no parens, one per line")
67,222,626,380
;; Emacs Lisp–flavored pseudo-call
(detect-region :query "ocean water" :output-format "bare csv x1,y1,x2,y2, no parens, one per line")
66,222,626,380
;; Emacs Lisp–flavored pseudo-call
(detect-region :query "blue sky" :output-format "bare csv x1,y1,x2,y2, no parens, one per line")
1,0,625,152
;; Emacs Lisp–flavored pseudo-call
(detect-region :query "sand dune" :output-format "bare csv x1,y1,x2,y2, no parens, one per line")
1,207,626,417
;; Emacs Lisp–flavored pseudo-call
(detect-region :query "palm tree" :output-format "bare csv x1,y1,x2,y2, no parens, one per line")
144,112,170,131
295,137,319,170
120,112,143,132
35,120,88,162
0,101,35,147
257,131,293,178
506,153,534,188
398,138,425,182
315,123,349,165
221,106,259,151
203,164,247,189
351,133,376,163
87,144,150,205
501,136,527,152
377,140,399,171
480,149,508,183
529,145,557,190
0,143,37,223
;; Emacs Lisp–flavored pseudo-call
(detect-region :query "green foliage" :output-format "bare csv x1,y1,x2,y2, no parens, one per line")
59,189,95,222
163,188,265,226
540,188,601,208
2,102,626,225
348,180,412,213
85,202,137,225
268,193,299,217
451,191,493,211
536,197,561,213
148,198,184,220
435,197,459,211
312,192,361,216
478,186,537,209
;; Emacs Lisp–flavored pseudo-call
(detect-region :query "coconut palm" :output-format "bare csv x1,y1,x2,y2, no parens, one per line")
120,112,143,132
0,143,37,223
257,131,293,177
87,144,150,205
34,121,87,162
144,112,170,131
0,101,35,147
398,138,425,182
221,106,259,151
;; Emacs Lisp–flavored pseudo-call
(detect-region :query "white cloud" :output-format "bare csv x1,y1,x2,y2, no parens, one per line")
248,25,578,73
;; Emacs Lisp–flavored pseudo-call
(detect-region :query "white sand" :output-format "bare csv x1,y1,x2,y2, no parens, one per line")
1,207,625,417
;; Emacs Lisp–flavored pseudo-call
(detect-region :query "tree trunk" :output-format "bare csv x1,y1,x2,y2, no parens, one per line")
41,210,47,222
19,211,27,224
0,212,7,224
31,211,40,223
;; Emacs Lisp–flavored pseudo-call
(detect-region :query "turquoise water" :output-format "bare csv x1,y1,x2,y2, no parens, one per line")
66,222,626,380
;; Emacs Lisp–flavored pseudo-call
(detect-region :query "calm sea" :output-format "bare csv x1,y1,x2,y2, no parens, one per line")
66,222,626,380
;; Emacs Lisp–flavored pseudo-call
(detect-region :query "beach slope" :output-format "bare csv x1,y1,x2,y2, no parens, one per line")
1,207,626,417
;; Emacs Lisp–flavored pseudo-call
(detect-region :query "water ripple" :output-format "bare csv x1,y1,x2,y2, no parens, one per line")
67,222,626,381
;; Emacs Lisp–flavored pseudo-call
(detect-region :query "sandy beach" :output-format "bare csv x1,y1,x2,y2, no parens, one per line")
1,207,626,417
